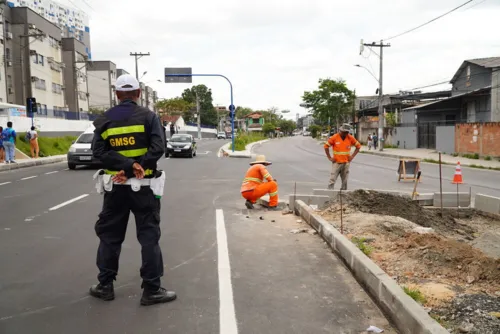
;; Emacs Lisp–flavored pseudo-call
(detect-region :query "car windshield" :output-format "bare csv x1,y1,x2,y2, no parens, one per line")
170,135,191,143
76,133,94,144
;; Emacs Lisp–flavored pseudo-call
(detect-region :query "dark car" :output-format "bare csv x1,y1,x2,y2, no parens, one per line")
166,134,197,158
67,130,101,170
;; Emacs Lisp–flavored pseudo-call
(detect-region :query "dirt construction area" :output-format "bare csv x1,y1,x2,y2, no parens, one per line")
320,190,500,334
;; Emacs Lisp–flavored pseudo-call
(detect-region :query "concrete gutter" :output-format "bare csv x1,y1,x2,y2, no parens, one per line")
294,199,448,334
0,155,67,172
219,139,269,158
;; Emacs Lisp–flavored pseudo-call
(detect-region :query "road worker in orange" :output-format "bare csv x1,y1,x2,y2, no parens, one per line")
324,124,361,190
241,155,279,210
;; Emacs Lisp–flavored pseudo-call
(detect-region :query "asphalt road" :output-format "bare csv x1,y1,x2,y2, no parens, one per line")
12,136,491,333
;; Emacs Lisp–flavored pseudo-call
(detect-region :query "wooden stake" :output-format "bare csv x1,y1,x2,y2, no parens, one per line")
340,189,344,234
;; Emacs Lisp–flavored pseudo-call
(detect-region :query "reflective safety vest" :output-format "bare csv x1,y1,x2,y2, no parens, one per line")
94,104,154,177
324,133,361,164
241,164,273,192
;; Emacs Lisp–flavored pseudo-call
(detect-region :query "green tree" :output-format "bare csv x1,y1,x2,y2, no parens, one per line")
262,123,276,136
385,112,397,127
182,85,217,126
302,78,355,128
156,97,193,118
308,125,322,138
277,119,296,135
88,107,106,115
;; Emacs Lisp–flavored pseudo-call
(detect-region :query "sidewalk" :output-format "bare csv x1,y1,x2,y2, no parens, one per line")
219,139,269,158
0,155,66,172
361,146,500,169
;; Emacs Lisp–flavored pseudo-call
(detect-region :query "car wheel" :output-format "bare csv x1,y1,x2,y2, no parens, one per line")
68,163,76,170
189,150,194,158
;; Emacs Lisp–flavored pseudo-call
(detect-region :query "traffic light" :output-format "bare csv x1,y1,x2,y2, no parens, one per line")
26,97,37,116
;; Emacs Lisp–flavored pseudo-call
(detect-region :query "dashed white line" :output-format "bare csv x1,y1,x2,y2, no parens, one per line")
20,176,37,181
45,171,59,175
0,182,11,186
216,209,238,334
49,194,89,211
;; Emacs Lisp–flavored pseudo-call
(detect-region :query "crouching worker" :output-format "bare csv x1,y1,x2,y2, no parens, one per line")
241,155,279,209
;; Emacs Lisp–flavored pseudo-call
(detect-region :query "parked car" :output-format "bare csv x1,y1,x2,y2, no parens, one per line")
303,131,311,136
166,134,197,158
67,126,101,170
217,132,226,139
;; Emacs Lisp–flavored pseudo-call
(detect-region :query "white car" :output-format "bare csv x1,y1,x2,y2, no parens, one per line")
217,132,226,139
67,126,100,170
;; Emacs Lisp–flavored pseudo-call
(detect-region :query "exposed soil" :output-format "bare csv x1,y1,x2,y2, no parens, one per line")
319,190,500,333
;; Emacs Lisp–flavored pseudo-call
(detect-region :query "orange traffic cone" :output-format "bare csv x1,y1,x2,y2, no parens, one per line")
452,162,463,184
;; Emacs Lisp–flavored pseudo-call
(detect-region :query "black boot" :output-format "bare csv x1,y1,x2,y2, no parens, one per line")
140,287,177,306
245,200,254,209
89,283,115,301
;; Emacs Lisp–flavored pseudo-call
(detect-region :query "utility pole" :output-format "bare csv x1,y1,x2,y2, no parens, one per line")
129,52,150,80
361,40,390,151
195,92,201,140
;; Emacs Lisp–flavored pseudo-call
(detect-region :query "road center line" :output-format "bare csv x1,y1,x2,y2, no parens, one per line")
45,171,59,175
216,209,238,334
20,176,37,181
49,194,89,211
0,182,11,186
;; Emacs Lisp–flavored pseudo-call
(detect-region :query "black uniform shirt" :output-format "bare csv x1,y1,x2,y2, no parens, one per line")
92,100,165,178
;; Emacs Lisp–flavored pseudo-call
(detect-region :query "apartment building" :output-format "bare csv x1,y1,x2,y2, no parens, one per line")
87,60,116,112
62,38,89,118
7,0,91,58
7,6,66,117
139,82,146,107
117,68,129,77
145,86,154,109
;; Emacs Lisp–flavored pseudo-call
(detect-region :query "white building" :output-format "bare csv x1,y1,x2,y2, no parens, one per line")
87,61,116,112
7,0,91,58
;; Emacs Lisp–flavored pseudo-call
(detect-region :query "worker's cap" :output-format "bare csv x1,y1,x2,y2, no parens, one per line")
339,123,352,133
115,74,140,92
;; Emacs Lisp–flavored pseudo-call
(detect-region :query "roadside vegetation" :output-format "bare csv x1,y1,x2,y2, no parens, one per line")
17,135,76,157
229,132,266,151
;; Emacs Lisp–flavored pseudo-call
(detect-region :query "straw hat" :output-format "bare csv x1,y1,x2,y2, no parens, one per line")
339,123,352,133
250,155,272,166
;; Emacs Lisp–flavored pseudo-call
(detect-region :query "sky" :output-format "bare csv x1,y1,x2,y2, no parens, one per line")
61,0,499,119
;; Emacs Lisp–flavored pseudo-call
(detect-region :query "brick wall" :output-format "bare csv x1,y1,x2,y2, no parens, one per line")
455,122,500,157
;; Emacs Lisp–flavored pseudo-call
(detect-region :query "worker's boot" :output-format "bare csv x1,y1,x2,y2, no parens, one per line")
245,200,254,209
267,206,281,211
89,283,115,301
141,287,177,306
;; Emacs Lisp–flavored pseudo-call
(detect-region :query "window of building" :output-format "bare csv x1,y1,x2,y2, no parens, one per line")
78,91,87,101
39,55,44,66
35,79,46,90
5,48,10,61
52,83,62,94
7,75,12,88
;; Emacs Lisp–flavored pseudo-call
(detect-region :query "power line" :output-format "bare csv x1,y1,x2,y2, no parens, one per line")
384,0,475,41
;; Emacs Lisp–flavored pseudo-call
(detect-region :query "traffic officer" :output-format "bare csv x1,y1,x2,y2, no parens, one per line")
89,74,176,306
324,123,361,190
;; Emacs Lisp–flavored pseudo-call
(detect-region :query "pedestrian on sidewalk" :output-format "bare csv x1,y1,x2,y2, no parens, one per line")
324,124,361,190
367,133,373,150
2,122,17,164
241,155,279,210
90,74,176,306
372,132,378,149
0,126,4,163
28,126,39,158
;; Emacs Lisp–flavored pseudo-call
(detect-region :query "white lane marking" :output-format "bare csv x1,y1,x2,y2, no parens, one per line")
20,176,37,181
216,209,238,334
0,182,11,186
45,171,59,175
49,194,89,211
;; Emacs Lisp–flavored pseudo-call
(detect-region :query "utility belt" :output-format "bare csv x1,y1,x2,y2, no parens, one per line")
93,169,166,198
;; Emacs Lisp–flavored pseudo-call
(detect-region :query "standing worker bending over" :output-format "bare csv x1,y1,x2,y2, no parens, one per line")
241,155,279,210
90,74,176,306
324,124,361,190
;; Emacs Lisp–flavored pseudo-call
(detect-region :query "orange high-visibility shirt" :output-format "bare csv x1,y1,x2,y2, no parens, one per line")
241,164,273,192
324,133,361,163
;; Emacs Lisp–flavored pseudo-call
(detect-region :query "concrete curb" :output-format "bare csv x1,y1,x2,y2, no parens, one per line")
295,200,448,334
0,155,66,172
220,139,270,159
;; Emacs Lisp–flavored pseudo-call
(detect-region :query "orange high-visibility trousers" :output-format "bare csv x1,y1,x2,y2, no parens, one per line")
241,181,278,207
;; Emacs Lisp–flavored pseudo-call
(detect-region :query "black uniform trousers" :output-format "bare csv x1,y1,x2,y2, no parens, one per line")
95,185,163,291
